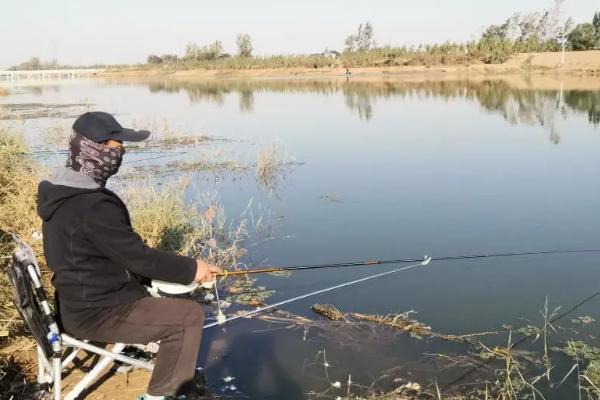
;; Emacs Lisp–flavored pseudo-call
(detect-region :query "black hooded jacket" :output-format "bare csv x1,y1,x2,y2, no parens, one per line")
37,181,197,308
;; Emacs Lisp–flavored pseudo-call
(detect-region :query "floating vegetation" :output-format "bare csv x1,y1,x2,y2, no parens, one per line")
572,316,596,325
167,159,248,174
0,103,89,120
126,134,226,151
128,118,230,147
553,341,600,398
502,323,540,338
225,278,275,306
319,194,344,204
554,340,600,361
311,304,497,343
120,155,249,181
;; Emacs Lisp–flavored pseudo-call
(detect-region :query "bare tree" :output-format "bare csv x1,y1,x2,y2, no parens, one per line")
344,34,356,52
236,33,253,57
344,22,376,52
356,22,375,51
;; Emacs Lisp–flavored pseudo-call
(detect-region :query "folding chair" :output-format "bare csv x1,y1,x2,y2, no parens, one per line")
6,236,156,400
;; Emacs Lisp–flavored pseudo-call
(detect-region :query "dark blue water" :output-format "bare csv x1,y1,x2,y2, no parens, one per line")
2,77,600,399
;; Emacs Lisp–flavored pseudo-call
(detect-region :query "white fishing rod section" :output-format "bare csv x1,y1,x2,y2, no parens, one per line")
203,255,432,329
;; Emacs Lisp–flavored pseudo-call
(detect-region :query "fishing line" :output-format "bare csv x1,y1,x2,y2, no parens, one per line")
209,281,226,324
441,286,600,392
122,151,188,165
203,256,432,329
23,148,189,165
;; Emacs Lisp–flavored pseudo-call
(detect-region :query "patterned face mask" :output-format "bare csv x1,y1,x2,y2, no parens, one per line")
66,131,125,187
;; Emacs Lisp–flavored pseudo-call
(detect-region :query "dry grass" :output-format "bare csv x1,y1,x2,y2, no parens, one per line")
0,129,48,394
0,131,47,336
124,176,247,270
255,144,292,190
42,119,72,149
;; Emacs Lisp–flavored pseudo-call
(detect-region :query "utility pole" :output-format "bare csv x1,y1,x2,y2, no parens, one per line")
557,34,567,67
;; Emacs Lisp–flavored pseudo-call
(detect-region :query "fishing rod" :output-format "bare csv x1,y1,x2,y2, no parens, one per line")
213,248,600,278
203,256,432,329
152,248,600,295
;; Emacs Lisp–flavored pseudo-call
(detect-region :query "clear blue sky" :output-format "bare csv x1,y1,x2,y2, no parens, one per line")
1,0,597,67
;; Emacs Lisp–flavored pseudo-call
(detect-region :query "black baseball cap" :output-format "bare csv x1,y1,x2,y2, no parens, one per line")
72,112,150,143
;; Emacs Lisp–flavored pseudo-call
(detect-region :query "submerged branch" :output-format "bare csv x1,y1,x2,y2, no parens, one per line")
311,304,498,344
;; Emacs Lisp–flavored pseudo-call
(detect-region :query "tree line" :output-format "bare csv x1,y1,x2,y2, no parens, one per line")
142,2,597,68
147,33,253,65
8,1,599,70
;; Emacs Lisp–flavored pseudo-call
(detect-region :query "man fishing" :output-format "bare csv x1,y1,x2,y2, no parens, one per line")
37,111,221,400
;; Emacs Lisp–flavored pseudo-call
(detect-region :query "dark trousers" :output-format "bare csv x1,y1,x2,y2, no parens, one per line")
60,296,205,396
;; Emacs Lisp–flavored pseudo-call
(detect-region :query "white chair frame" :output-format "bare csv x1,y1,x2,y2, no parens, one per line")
10,238,155,400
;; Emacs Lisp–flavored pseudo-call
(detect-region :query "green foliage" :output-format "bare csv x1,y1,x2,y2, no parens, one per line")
161,54,178,64
147,54,163,64
236,33,253,57
556,340,600,361
9,57,59,71
472,38,515,64
185,40,224,61
568,23,598,50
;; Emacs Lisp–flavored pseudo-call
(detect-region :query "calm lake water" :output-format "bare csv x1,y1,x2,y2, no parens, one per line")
2,77,600,399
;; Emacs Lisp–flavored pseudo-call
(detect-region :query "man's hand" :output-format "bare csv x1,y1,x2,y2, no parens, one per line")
194,259,222,283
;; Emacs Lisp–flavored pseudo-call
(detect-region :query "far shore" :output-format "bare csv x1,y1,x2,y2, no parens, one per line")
100,51,600,83
95,51,600,92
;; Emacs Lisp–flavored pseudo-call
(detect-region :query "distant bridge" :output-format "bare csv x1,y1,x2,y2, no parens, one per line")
0,69,105,80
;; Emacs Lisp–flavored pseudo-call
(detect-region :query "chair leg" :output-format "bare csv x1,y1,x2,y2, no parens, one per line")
36,345,54,386
53,354,62,400
62,335,153,370
52,336,62,400
63,343,126,400
61,346,83,369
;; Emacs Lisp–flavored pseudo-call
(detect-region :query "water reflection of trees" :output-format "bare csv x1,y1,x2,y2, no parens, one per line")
564,91,600,127
239,90,254,113
140,78,600,141
344,91,373,121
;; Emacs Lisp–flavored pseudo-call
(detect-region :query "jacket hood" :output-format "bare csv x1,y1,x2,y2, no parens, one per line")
37,181,101,221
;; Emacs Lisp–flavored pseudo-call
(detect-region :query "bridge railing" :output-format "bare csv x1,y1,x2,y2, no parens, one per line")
0,69,105,80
